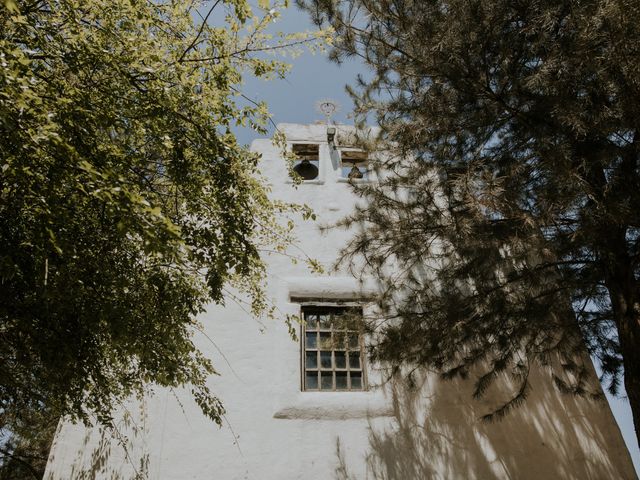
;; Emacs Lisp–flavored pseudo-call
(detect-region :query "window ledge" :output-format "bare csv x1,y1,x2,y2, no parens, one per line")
285,276,379,301
273,392,392,420
336,177,374,184
285,179,325,185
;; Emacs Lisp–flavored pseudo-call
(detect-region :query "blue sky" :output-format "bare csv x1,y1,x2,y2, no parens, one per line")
234,3,639,472
234,9,361,145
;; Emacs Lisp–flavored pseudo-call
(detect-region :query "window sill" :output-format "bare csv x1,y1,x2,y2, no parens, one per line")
336,177,374,184
273,391,392,420
285,179,325,185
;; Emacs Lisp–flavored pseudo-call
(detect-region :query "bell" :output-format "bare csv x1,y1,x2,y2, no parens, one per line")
293,159,318,180
347,165,364,179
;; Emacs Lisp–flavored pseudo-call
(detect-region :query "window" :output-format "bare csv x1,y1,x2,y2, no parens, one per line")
292,143,320,180
340,149,368,180
302,306,366,391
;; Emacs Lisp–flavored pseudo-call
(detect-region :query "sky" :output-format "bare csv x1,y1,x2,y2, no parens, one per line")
232,2,639,473
233,8,361,146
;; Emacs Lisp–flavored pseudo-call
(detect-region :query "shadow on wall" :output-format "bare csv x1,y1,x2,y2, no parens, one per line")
336,364,637,480
45,409,150,480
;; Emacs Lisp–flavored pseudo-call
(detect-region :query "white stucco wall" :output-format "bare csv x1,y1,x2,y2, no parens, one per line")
44,123,637,480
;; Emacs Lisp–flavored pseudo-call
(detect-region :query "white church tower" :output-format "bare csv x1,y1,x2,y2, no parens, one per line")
45,122,637,479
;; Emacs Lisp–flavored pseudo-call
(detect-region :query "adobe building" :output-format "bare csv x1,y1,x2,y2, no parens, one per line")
44,123,637,479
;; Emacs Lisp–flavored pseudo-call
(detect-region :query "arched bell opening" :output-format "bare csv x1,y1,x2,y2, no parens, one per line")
292,143,320,181
340,149,368,180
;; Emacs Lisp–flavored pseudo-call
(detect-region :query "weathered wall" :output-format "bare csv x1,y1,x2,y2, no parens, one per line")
44,123,637,480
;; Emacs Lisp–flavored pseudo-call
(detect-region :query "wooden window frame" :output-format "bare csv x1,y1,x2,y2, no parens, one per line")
300,305,368,392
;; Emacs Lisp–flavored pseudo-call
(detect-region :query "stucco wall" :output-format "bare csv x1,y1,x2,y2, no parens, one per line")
44,123,637,480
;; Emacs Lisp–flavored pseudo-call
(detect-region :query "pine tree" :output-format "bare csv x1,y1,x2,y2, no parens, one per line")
299,0,640,447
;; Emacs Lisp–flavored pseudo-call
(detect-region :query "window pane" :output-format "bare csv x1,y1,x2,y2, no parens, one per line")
348,334,360,349
306,351,318,369
305,371,318,389
336,372,348,390
349,352,361,369
305,332,317,348
338,311,358,330
335,351,346,369
320,351,332,369
318,313,331,329
319,332,332,349
333,331,347,349
350,371,362,390
306,314,318,329
321,372,333,390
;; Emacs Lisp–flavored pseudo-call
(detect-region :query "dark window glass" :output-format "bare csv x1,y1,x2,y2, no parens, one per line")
305,332,317,349
349,352,361,370
306,371,318,389
320,351,332,369
335,351,346,369
306,351,318,369
351,372,362,390
336,372,348,390
321,372,333,390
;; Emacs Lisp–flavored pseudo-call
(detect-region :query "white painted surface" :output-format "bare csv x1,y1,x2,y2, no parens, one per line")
45,123,637,480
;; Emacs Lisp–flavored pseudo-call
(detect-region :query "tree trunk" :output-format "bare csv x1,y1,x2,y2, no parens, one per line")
617,300,640,451
605,258,640,451
584,145,640,450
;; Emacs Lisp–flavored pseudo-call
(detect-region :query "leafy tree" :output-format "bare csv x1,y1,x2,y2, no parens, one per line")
0,0,324,473
299,0,640,447
0,403,57,480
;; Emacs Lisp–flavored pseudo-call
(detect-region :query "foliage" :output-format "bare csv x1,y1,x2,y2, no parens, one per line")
299,0,640,445
0,0,326,455
0,403,57,480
